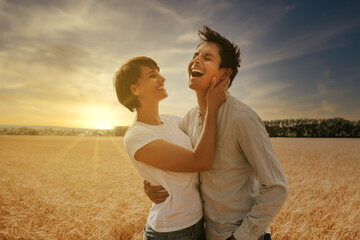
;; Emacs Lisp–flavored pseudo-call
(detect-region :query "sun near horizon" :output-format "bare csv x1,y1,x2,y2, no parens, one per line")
0,104,135,130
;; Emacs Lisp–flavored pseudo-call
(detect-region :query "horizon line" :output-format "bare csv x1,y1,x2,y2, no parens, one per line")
1,117,359,130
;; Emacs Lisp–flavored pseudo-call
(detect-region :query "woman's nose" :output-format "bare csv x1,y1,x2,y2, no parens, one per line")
159,75,165,82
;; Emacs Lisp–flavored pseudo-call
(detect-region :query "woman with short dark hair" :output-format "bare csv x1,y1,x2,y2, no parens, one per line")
113,56,229,239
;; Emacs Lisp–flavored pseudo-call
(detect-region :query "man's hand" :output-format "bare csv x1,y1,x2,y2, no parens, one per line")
144,180,169,204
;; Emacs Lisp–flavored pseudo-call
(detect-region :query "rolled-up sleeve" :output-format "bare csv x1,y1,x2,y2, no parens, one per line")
233,112,289,240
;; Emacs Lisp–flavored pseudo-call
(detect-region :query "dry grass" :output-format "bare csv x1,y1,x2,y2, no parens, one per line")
0,136,359,239
271,138,360,239
0,136,149,240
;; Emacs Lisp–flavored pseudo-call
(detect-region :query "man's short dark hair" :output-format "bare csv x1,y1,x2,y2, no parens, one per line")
113,56,159,112
198,25,241,87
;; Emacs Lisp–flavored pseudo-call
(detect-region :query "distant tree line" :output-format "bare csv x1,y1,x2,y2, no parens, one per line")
264,118,360,137
0,126,128,137
1,118,359,137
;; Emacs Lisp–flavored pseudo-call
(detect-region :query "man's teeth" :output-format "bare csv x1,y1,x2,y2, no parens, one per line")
192,69,203,74
191,69,204,77
157,86,165,90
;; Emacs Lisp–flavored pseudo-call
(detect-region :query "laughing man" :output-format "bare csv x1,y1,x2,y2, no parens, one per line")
144,26,289,240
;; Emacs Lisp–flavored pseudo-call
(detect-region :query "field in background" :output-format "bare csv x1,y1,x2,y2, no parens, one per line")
0,136,359,239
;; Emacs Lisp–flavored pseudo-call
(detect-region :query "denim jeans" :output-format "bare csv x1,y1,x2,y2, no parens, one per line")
143,218,205,240
225,219,271,240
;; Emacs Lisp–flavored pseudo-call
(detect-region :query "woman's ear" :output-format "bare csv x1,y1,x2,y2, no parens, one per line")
221,68,233,80
130,84,139,96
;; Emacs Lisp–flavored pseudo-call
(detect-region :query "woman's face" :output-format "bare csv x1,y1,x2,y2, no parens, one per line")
131,65,168,104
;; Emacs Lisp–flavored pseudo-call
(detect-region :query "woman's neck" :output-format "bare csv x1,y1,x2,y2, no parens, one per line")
136,101,162,125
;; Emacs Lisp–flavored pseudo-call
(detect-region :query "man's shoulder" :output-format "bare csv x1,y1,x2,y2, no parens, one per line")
160,114,181,124
180,106,199,133
223,95,258,120
222,96,266,137
182,106,199,124
183,106,199,118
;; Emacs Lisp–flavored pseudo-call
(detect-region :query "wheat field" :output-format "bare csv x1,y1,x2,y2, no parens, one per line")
0,136,359,239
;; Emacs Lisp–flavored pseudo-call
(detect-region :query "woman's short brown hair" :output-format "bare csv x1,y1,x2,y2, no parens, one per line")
113,56,159,112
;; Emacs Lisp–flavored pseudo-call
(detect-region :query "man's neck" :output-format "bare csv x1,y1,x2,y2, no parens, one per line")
136,102,162,125
195,91,208,123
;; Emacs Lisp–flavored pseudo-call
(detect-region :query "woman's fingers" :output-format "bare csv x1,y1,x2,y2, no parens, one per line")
224,78,230,92
220,77,230,87
209,77,216,90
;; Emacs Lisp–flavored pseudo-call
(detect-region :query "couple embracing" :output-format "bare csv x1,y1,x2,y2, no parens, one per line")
113,26,289,240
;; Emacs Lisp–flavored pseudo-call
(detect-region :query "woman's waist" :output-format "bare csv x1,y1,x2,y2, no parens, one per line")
148,198,203,232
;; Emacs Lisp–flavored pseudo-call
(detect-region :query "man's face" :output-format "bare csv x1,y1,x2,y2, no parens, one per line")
188,42,226,92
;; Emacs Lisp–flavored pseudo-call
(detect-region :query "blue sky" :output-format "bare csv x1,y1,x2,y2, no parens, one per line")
0,0,359,128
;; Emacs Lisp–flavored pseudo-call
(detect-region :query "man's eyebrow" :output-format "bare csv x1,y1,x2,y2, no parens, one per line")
193,52,214,58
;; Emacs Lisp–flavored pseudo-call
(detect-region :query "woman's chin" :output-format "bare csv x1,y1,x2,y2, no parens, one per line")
161,93,168,100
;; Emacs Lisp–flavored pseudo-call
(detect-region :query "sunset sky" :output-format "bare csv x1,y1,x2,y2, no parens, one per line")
1,0,359,129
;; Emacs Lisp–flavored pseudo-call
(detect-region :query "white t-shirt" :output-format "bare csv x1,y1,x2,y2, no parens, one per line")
124,114,203,232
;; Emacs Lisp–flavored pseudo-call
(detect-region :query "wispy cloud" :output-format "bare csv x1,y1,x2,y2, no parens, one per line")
176,31,199,43
0,0,228,127
0,0,359,127
244,22,359,70
321,100,336,113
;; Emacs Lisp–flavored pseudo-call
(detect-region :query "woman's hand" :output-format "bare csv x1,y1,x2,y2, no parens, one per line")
206,77,230,111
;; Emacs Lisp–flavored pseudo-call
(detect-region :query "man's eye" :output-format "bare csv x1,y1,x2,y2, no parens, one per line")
149,74,156,78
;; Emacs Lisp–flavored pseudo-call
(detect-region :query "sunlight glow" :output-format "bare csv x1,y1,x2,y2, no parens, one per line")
96,121,113,130
81,104,117,129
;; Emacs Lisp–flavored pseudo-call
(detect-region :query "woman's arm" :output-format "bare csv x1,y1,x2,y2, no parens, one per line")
134,77,229,172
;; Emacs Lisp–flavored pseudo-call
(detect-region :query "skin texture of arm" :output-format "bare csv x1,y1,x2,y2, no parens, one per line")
134,77,229,173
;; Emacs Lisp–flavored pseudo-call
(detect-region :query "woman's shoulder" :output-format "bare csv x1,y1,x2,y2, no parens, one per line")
124,122,150,141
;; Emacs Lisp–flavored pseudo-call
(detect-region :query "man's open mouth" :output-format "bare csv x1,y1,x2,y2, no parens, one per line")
191,69,204,77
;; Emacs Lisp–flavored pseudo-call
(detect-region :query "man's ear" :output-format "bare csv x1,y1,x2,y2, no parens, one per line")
221,68,233,80
130,84,139,96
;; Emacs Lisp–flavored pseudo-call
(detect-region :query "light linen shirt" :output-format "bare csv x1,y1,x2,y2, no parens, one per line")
180,95,289,240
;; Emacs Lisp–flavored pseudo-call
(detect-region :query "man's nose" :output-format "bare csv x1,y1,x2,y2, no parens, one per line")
193,56,200,64
191,54,202,64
